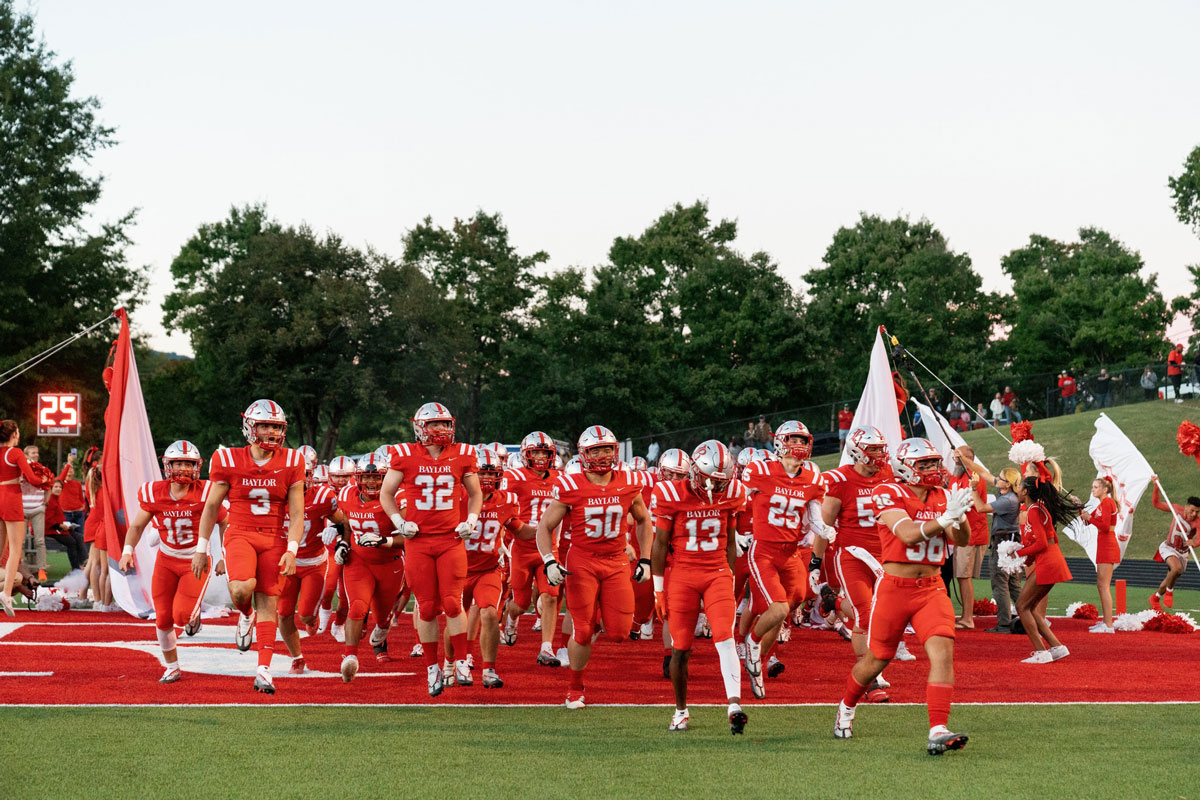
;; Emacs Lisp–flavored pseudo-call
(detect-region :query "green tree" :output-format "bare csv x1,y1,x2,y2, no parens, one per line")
402,212,547,442
804,214,998,400
1168,144,1200,235
1000,228,1170,375
0,1,146,454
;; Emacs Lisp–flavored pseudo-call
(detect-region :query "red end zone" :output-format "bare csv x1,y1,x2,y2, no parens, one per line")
1,612,1197,705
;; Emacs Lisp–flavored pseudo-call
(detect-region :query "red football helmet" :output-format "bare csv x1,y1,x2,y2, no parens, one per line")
520,431,556,472
412,402,455,446
773,420,813,460
477,448,505,492
162,440,202,485
846,426,889,469
577,426,619,474
241,399,287,451
355,453,388,499
892,438,946,487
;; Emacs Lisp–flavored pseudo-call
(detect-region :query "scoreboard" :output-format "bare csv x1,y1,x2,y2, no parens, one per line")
37,393,81,437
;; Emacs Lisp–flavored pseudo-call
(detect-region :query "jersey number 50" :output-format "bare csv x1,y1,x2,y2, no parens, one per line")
583,506,623,539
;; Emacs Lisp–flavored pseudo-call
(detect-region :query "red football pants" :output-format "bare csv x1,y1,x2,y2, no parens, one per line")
152,554,210,631
834,545,881,631
344,553,406,622
867,573,956,660
667,565,736,650
224,529,285,597
747,540,807,616
565,550,633,645
404,535,467,620
463,568,504,612
277,559,326,618
508,542,558,610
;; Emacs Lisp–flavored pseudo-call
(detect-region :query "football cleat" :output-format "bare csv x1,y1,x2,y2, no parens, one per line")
373,640,390,662
728,704,748,735
743,634,762,677
482,668,504,688
556,646,570,668
1022,650,1053,664
640,619,654,640
748,670,765,699
894,640,916,661
502,616,518,646
184,613,202,637
235,610,255,652
873,675,891,689
736,640,747,662
537,644,561,667
442,662,456,687
410,642,424,658
455,659,473,686
289,656,306,675
427,664,444,697
628,627,641,641
927,730,969,756
669,709,690,731
695,612,711,640
834,620,852,641
777,622,790,643
253,666,275,694
331,623,345,643
466,653,475,670
865,688,890,704
766,655,785,679
833,701,855,739
340,654,358,683
159,665,182,684
565,690,586,709
316,608,332,635
532,615,542,632
1049,645,1070,661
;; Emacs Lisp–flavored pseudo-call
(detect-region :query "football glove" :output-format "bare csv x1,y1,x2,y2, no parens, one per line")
334,540,350,565
735,533,752,557
401,521,419,539
543,558,569,586
632,558,652,583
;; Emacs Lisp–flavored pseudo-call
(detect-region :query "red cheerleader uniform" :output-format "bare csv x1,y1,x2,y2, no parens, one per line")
1087,496,1120,564
1017,502,1072,585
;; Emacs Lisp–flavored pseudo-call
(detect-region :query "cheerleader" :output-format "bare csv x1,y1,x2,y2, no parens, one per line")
1015,472,1080,663
1,420,53,615
1083,478,1119,632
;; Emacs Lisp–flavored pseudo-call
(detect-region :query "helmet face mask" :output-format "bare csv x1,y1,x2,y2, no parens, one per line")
892,438,946,487
773,420,813,460
328,455,355,488
412,403,456,447
577,426,619,474
355,454,387,499
242,400,288,451
689,440,733,502
846,426,889,469
162,440,202,486
477,449,504,492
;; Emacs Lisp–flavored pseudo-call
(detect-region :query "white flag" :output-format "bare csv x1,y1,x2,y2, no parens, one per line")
840,327,905,466
1063,413,1152,564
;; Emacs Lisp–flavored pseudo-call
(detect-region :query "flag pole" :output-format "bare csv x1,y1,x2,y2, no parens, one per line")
1153,477,1200,573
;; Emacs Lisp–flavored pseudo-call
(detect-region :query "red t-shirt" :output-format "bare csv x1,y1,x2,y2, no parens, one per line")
1058,376,1077,397
57,464,86,511
871,482,950,566
651,478,746,569
837,410,854,431
1168,349,1184,376
552,470,648,558
467,490,521,573
387,442,479,535
1001,392,1016,408
208,446,305,534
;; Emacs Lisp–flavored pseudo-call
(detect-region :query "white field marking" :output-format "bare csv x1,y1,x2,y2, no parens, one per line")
0,622,306,644
0,640,407,678
0,671,52,677
2,701,1198,708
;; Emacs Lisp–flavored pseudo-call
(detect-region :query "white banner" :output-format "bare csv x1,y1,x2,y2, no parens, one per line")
839,327,905,466
1063,413,1152,564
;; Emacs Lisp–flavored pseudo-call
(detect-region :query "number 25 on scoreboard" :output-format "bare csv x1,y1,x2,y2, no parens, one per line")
36,393,81,437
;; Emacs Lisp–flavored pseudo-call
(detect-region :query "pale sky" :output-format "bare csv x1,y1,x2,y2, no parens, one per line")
29,0,1200,354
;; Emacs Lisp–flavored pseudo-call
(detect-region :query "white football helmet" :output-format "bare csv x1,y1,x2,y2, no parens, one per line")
690,440,734,502
507,452,524,469
520,431,557,471
657,448,692,482
241,399,287,450
312,464,330,485
477,449,505,492
162,440,202,485
355,453,388,499
628,456,648,472
298,445,318,489
891,438,946,487
412,402,455,446
554,453,564,470
846,426,889,469
577,426,619,474
328,455,356,488
774,420,813,460
565,456,583,475
735,447,756,469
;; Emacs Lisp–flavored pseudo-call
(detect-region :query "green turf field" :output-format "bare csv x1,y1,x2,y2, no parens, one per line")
1,706,1196,798
816,400,1200,559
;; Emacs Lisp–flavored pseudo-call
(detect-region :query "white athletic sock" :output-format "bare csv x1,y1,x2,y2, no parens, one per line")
318,607,332,628
715,638,742,699
156,627,177,653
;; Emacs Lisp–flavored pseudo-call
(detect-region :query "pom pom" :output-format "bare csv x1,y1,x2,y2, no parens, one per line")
1113,609,1158,632
973,598,997,615
1008,440,1045,466
996,540,1027,574
34,587,70,612
1175,612,1200,632
1143,612,1197,634
1178,421,1200,468
1010,421,1034,443
1067,602,1098,620
28,461,55,489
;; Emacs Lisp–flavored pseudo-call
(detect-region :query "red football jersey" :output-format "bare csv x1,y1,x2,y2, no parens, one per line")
552,470,649,558
136,480,228,559
208,446,305,534
741,459,825,545
820,463,893,556
651,478,746,569
500,466,559,554
387,442,479,534
292,484,338,562
871,482,950,566
337,485,403,565
467,490,521,573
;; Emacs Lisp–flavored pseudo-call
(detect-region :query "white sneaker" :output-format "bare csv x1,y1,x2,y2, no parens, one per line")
455,658,473,686
894,640,916,661
331,623,345,643
532,616,542,632
482,668,503,688
743,634,762,677
410,642,424,658
368,625,389,647
669,708,690,731
1022,650,1053,664
1090,625,1115,634
340,654,359,683
736,640,747,661
556,646,570,668
1049,645,1070,661
833,701,855,739
253,665,275,694
640,619,654,639
501,615,518,646
158,665,182,684
427,664,444,697
317,607,332,634
235,610,255,652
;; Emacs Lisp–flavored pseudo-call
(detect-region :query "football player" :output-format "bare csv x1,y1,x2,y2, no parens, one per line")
195,400,307,694
317,455,356,638
651,440,748,734
834,438,972,755
119,440,229,682
380,402,482,697
740,420,833,699
501,431,563,665
535,426,653,709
